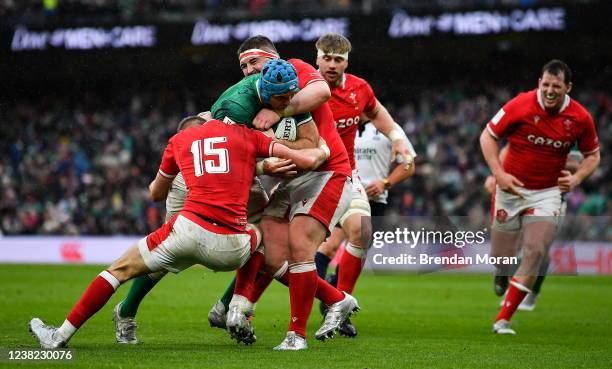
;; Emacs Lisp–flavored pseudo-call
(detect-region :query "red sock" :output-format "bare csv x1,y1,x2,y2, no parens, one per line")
66,271,120,328
287,263,318,337
337,243,366,294
496,277,530,321
315,277,344,305
234,251,265,299
274,267,343,306
244,272,274,303
275,268,289,286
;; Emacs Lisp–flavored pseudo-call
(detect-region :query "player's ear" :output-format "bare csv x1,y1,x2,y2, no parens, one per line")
566,82,573,94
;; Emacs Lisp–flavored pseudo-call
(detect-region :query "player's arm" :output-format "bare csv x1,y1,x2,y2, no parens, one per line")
281,80,330,117
479,129,524,197
364,100,412,162
150,138,180,201
253,81,330,130
149,174,173,201
272,142,327,171
559,114,601,192
275,119,319,150
558,149,600,192
366,160,416,197
484,145,509,194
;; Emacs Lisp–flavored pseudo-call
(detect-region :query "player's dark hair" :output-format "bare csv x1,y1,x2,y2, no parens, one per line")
177,115,205,132
542,59,572,84
237,36,279,57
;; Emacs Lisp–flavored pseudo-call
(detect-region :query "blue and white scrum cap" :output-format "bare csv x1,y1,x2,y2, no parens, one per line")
258,59,298,104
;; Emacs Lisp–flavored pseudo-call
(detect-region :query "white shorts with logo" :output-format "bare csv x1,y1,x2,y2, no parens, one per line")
138,212,260,273
338,169,372,226
492,186,563,232
263,170,351,234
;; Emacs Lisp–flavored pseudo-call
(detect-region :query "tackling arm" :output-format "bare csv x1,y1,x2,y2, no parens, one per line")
253,81,331,129
272,143,327,172
281,80,330,117
276,120,319,150
149,173,173,201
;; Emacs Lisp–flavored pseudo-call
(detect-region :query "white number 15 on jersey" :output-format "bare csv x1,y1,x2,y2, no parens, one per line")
190,137,229,176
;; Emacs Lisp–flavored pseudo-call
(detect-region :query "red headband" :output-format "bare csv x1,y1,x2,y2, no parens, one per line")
238,48,279,64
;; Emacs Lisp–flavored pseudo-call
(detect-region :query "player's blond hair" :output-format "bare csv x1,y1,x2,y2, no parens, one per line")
315,33,352,55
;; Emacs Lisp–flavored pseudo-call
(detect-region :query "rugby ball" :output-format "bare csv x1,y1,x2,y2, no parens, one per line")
272,117,298,141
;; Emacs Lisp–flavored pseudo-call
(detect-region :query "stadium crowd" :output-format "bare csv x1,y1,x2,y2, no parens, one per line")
1,82,610,237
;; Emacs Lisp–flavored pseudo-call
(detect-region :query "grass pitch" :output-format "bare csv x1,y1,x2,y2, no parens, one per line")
1,264,610,368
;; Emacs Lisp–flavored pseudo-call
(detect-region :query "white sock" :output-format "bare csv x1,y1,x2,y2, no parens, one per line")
54,319,76,342
345,243,368,258
229,294,255,314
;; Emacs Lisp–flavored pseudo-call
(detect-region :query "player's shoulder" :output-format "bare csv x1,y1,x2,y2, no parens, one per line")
566,97,593,122
344,73,374,95
512,89,537,104
345,73,369,86
503,89,537,113
288,58,314,71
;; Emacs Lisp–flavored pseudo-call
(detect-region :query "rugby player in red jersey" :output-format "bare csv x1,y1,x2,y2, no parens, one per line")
236,38,359,350
28,82,327,349
111,38,357,350
312,33,414,337
480,59,600,334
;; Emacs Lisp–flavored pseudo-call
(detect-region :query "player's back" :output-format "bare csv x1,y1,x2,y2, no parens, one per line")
169,120,272,231
210,74,261,127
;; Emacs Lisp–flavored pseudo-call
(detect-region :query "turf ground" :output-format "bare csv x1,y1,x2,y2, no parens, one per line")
0,264,610,368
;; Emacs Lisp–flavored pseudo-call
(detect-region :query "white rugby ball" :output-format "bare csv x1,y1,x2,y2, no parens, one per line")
272,117,298,141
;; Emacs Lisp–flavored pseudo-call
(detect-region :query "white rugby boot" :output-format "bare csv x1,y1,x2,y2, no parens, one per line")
226,305,256,345
315,292,359,341
112,303,138,344
517,293,537,311
493,319,516,335
273,331,308,351
207,300,227,329
29,318,67,349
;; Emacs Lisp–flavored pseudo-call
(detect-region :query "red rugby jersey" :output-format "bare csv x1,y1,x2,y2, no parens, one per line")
487,89,599,189
328,73,377,169
158,120,274,231
288,58,351,177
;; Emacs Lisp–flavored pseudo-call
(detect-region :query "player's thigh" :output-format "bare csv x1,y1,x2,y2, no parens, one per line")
339,174,371,232
246,177,270,223
260,215,289,271
318,226,346,257
490,228,521,257
108,244,152,283
288,215,328,263
287,171,352,236
520,220,557,261
341,213,371,247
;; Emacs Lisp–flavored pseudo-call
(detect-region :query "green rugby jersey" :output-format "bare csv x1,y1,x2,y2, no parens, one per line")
210,74,311,128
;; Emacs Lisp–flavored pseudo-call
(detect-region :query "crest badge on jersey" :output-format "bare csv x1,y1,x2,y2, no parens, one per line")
496,209,508,224
533,115,541,124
